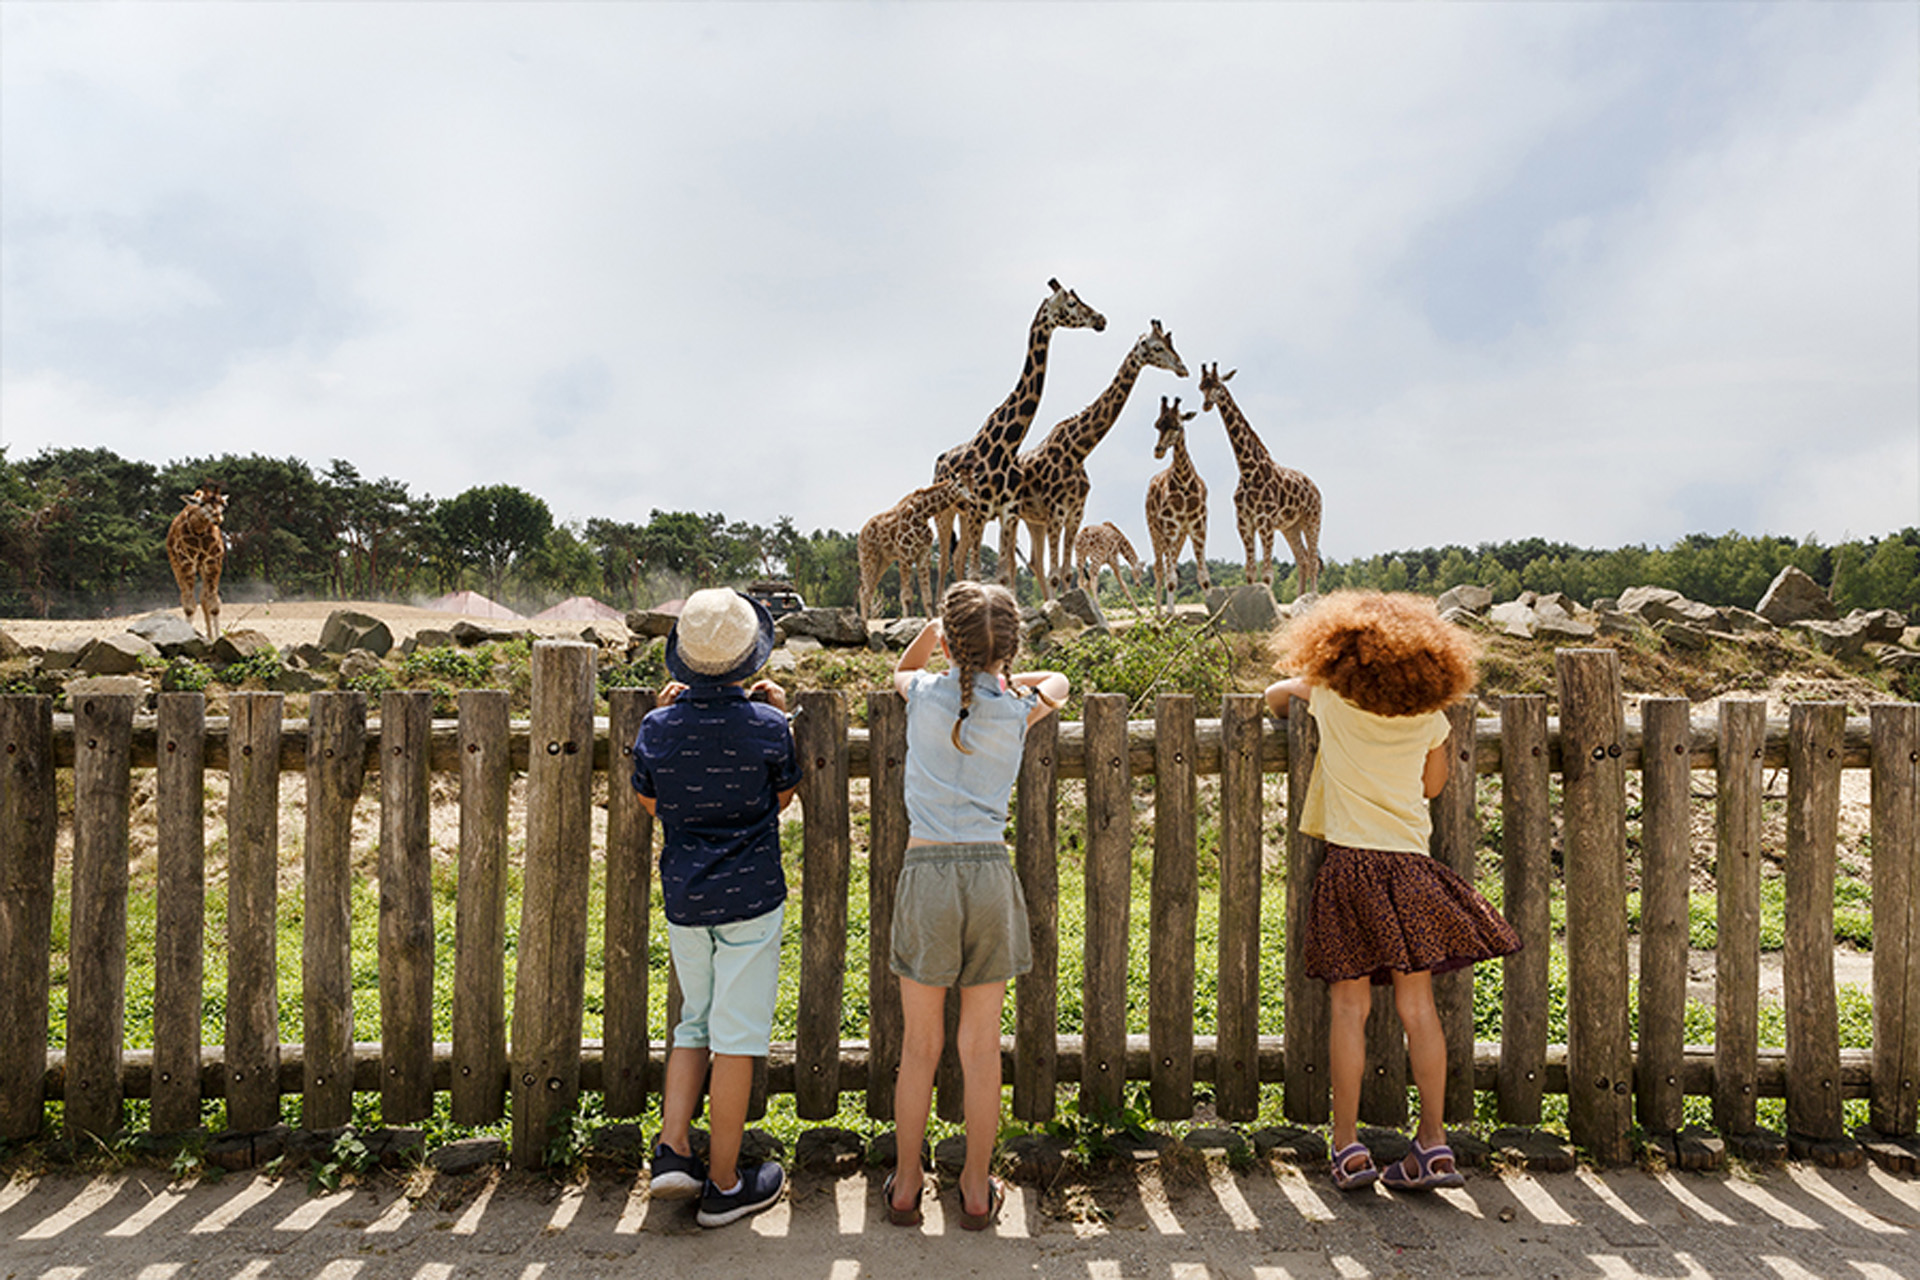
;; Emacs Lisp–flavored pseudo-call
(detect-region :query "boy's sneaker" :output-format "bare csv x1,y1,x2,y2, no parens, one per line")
649,1142,707,1200
696,1161,785,1227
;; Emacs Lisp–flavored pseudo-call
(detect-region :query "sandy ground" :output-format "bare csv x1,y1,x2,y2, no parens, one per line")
4,1157,1918,1279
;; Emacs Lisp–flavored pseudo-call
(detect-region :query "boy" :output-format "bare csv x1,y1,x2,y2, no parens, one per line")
632,587,800,1227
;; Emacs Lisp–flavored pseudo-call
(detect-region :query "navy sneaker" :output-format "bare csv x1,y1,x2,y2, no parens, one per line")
649,1142,707,1200
696,1161,785,1227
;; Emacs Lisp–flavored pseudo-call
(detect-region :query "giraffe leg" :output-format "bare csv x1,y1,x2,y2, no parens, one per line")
1026,519,1052,602
202,555,224,640
172,554,199,629
1193,523,1212,594
1280,526,1315,601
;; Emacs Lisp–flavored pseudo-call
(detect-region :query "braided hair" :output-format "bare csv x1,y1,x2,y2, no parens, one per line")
939,580,1022,754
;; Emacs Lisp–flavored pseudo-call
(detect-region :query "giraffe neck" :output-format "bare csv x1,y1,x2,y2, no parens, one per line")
1044,347,1149,467
1214,389,1273,476
1169,437,1201,491
974,298,1058,457
903,482,959,523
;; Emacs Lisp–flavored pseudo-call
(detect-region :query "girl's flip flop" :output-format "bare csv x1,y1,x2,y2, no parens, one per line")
958,1176,1004,1231
1330,1141,1379,1191
1381,1137,1465,1191
882,1171,924,1226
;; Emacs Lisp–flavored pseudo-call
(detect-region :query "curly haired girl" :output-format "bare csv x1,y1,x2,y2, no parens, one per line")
1266,591,1520,1193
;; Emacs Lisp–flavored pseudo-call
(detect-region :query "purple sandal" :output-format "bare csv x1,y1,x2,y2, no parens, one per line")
1382,1137,1465,1190
1330,1141,1379,1191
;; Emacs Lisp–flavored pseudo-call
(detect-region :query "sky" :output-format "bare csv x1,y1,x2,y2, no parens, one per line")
3,1,1917,568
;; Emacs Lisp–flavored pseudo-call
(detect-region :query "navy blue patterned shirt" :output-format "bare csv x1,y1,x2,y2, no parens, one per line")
631,684,802,927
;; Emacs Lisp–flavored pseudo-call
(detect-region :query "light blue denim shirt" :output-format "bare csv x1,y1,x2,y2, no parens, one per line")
902,668,1031,844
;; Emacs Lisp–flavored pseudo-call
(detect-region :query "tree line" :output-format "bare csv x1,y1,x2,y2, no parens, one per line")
2,445,1915,619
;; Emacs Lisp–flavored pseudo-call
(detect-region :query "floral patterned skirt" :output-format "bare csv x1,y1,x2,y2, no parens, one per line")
1302,843,1522,985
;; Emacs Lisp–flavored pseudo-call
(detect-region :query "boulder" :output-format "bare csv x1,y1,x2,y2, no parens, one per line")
880,617,929,650
1534,591,1579,617
39,637,88,670
405,629,456,654
780,607,867,646
1846,608,1908,645
1056,586,1108,632
1655,620,1714,651
1040,597,1085,640
1756,565,1837,624
1593,607,1643,637
62,675,148,706
1721,607,1774,634
767,648,799,676
211,629,273,665
1533,611,1597,641
286,642,328,669
429,1136,506,1177
625,607,679,639
1205,583,1280,633
337,649,386,684
271,667,330,694
0,628,23,662
1436,585,1495,616
1793,618,1871,660
77,632,159,675
127,612,207,656
784,634,824,657
1486,601,1537,639
319,609,394,657
451,619,518,646
1618,586,1726,628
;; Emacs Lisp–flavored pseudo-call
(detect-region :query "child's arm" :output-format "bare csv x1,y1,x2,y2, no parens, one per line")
1009,669,1069,726
1264,677,1313,717
892,619,942,698
1423,742,1450,798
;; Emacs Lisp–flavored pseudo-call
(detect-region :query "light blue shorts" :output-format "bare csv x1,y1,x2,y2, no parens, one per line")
666,902,784,1056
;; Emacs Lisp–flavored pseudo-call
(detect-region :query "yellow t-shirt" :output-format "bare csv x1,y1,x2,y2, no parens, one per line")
1299,685,1452,854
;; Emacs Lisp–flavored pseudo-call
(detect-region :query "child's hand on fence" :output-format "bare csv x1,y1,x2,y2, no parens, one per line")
748,680,787,712
657,681,687,708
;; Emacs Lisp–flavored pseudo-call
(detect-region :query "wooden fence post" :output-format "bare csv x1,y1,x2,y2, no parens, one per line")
379,690,435,1123
152,692,207,1135
1636,697,1692,1137
1869,701,1920,1137
603,688,657,1118
1215,694,1264,1122
226,692,283,1133
794,690,850,1120
1283,695,1329,1124
866,691,908,1122
510,642,597,1169
1082,693,1132,1118
1785,702,1847,1148
1431,701,1479,1127
304,691,367,1130
67,691,136,1141
1497,694,1551,1125
1149,694,1197,1121
1714,696,1767,1136
452,690,512,1125
1556,649,1631,1164
1012,714,1060,1123
0,697,55,1142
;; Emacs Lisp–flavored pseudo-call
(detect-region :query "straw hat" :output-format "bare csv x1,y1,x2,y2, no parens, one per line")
665,588,776,685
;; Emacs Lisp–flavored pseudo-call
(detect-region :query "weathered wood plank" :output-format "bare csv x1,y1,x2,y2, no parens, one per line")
1283,695,1330,1124
795,690,851,1119
1081,694,1132,1118
1215,694,1264,1122
865,691,908,1122
1148,694,1198,1121
67,692,136,1141
0,697,56,1142
151,693,206,1135
1637,697,1692,1136
1869,702,1920,1136
1556,650,1632,1164
452,690,511,1125
1012,714,1060,1123
1497,694,1551,1125
1714,696,1767,1135
303,691,366,1130
225,692,283,1133
1784,702,1846,1142
602,688,656,1118
1431,701,1479,1126
379,691,435,1123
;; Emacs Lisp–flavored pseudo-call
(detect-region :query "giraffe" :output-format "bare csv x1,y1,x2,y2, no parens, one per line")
931,277,1106,591
166,482,228,640
1015,319,1186,600
1197,363,1322,599
1143,396,1210,613
857,468,976,621
1073,520,1145,613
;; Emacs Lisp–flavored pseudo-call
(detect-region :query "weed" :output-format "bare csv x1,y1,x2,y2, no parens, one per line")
309,1130,372,1193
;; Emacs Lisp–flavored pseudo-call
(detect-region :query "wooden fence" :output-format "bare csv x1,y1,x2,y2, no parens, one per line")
1,643,1916,1168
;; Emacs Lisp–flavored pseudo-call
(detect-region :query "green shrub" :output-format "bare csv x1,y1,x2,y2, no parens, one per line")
1050,618,1233,718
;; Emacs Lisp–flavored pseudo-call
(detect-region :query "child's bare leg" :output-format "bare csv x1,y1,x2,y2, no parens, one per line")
891,976,947,1210
1391,970,1449,1155
660,1045,711,1156
956,981,1007,1215
706,1053,755,1191
1328,977,1371,1165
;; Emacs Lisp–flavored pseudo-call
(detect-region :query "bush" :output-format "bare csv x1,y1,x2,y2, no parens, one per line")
1049,618,1233,718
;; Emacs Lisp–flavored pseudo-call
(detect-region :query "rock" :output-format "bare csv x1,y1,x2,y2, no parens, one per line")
626,607,679,638
1056,586,1108,631
452,619,518,646
1618,585,1726,628
1757,565,1837,624
363,1126,425,1169
880,617,928,650
77,632,159,675
784,634,824,657
287,642,328,668
1487,1126,1576,1173
579,623,630,648
319,609,394,657
1721,606,1774,634
1793,618,1871,659
1533,611,1598,640
429,1136,506,1176
1438,607,1478,627
1435,584,1493,615
407,629,455,653
39,638,88,670
591,1123,649,1161
780,607,867,646
1656,620,1714,651
271,667,329,693
210,629,273,665
1250,1126,1326,1166
1182,1126,1248,1157
63,675,148,706
1040,598,1085,640
1534,591,1579,617
795,1127,865,1174
1001,1131,1073,1183
127,612,207,655
1593,607,1643,637
1845,607,1908,644
337,649,385,684
1487,601,1537,639
767,649,798,676
0,628,24,661
1876,648,1920,675
1205,583,1280,633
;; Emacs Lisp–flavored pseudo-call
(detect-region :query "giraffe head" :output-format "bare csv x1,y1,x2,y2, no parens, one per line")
1134,319,1187,378
182,482,227,525
1198,363,1236,415
1042,277,1106,333
1152,395,1197,459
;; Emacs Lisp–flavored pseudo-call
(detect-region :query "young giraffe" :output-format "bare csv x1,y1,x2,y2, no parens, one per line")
1073,520,1145,613
857,469,975,621
1143,397,1210,613
1015,319,1186,600
167,482,228,640
931,277,1106,591
1197,363,1322,598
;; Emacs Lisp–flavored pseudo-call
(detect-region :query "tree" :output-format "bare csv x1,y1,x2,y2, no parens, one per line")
435,485,553,603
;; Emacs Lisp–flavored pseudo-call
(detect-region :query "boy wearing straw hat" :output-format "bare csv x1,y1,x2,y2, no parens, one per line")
632,586,801,1227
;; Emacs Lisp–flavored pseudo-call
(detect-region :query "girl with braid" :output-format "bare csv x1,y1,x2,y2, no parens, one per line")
884,580,1068,1230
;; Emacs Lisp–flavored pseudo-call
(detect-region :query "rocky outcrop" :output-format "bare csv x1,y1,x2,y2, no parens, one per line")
319,609,394,657
1204,584,1277,633
780,607,867,646
78,632,161,675
1617,586,1726,629
1435,585,1493,616
127,612,208,656
211,629,273,665
451,619,519,646
1756,566,1837,624
625,607,679,639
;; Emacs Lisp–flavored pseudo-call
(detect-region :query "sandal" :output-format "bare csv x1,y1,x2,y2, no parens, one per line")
957,1176,1004,1231
1329,1141,1379,1191
882,1171,924,1226
1381,1137,1465,1191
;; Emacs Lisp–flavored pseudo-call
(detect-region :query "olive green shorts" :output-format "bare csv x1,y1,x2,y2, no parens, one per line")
889,843,1033,988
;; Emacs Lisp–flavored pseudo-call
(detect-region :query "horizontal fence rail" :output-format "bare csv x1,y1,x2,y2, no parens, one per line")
2,643,1917,1170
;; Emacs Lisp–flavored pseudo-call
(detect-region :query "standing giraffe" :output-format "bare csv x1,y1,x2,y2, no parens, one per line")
1197,364,1322,598
931,278,1106,591
167,482,228,640
1143,397,1210,613
1073,520,1145,613
857,469,975,621
1015,319,1186,600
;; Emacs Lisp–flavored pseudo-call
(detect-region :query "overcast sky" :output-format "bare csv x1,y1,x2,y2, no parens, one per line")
3,2,1916,566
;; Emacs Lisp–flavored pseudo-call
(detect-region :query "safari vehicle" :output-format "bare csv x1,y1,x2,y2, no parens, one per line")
746,580,807,618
